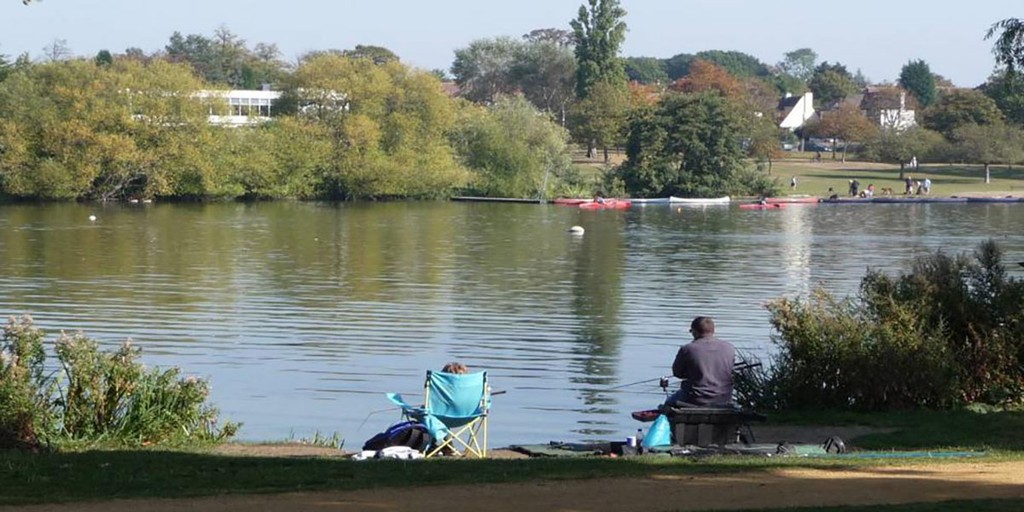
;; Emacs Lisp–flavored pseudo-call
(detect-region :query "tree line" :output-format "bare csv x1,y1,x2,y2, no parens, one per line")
3,3,1024,200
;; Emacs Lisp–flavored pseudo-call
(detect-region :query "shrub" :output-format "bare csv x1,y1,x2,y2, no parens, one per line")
0,315,237,449
0,316,53,450
761,240,1024,411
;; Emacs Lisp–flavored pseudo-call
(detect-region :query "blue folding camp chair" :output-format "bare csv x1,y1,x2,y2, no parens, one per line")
387,370,490,458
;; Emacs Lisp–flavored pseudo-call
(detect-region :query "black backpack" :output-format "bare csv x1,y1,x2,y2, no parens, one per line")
362,421,433,452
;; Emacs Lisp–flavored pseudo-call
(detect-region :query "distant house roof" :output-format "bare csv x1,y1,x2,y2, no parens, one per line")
777,95,801,110
440,81,460,97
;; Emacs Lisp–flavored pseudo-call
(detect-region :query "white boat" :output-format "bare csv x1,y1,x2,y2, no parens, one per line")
630,197,672,205
668,196,731,204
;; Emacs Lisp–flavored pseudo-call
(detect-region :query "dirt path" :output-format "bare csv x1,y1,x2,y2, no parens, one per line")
9,460,1024,512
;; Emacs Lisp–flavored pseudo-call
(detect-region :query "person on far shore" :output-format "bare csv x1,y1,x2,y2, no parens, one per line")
790,176,797,190
923,178,932,195
905,176,915,195
665,316,736,408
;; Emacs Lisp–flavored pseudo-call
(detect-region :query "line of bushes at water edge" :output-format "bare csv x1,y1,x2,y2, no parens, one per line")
739,240,1024,412
0,315,237,450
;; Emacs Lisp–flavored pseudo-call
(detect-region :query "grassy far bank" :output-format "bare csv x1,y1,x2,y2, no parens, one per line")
2,410,1023,506
570,150,1024,198
771,157,1024,198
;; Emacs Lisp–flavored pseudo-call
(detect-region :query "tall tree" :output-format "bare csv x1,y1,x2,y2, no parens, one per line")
450,37,521,104
863,128,943,179
778,48,817,82
568,79,630,162
664,53,694,80
898,59,937,107
986,18,1024,73
569,0,628,98
509,40,576,125
42,38,71,61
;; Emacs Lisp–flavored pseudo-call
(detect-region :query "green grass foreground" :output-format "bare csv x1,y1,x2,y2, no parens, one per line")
2,410,1023,506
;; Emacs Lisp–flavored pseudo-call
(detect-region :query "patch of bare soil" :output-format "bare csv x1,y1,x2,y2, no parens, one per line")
13,461,1024,512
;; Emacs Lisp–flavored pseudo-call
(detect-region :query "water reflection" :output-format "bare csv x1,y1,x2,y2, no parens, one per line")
1,201,1023,444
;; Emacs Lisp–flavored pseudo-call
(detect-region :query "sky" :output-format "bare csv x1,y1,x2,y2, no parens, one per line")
0,0,1021,87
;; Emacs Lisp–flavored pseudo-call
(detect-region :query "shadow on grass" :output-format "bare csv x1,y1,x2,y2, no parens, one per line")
728,498,1024,512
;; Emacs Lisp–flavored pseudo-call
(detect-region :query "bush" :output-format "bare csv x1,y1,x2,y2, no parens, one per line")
761,240,1024,411
0,316,237,450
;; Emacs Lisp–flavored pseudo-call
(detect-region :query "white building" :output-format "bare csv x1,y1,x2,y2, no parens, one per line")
778,91,815,130
196,89,282,126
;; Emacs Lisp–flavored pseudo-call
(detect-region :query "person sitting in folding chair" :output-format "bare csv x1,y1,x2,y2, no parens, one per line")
387,363,491,458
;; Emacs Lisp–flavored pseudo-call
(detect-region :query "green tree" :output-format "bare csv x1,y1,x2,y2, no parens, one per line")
568,79,630,161
618,91,772,197
624,57,668,84
952,123,1024,183
981,70,1024,126
509,40,576,125
922,89,1003,139
777,48,817,82
898,59,937,107
862,128,943,179
0,50,10,83
343,45,399,65
450,37,521,104
746,113,785,174
986,18,1024,73
809,63,858,107
695,50,769,78
664,53,694,80
94,49,114,67
522,28,574,46
570,0,628,98
287,54,470,199
451,95,573,199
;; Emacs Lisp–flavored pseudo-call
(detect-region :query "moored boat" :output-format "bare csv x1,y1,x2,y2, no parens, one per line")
669,196,731,204
579,199,632,210
739,202,787,210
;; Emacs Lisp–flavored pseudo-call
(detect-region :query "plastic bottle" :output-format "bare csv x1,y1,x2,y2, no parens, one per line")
636,428,644,454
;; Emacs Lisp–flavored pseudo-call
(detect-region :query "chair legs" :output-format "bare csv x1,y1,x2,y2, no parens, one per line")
424,417,487,458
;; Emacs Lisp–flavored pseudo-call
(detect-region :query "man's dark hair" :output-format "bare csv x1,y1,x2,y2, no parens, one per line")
690,316,715,337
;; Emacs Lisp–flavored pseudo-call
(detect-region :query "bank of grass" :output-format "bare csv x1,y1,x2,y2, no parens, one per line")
734,499,1024,512
770,156,1024,198
2,409,1023,505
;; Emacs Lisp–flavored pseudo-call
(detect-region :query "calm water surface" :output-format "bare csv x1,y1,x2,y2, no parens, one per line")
1,201,1022,445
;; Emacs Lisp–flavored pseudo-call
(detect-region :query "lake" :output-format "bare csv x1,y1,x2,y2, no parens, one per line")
1,201,1022,446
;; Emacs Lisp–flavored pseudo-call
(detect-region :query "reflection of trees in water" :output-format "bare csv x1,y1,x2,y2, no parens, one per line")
567,214,625,418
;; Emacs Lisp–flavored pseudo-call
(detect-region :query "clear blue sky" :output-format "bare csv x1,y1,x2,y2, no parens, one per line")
0,0,1020,87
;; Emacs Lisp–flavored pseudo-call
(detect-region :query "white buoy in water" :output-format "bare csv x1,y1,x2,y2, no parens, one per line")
88,215,97,222
568,225,585,235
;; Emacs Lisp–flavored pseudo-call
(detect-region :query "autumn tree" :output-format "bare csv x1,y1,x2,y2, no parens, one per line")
668,59,742,99
805,103,877,162
570,0,628,98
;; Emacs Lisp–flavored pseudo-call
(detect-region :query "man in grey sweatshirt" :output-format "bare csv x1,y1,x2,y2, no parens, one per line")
665,316,736,407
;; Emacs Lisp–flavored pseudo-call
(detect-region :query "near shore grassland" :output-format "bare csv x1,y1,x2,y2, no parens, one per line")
1,409,1022,506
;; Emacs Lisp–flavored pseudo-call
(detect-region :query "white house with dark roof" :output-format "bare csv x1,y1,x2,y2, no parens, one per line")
777,91,815,130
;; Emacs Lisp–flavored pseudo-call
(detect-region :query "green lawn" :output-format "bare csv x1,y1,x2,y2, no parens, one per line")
2,410,1023,505
770,157,1024,198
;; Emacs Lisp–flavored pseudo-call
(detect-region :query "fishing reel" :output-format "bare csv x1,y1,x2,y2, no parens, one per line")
658,376,671,393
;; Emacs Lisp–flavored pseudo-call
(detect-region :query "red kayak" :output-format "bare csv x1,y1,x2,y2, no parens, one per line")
739,202,787,210
553,198,590,205
765,196,819,204
579,199,632,210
